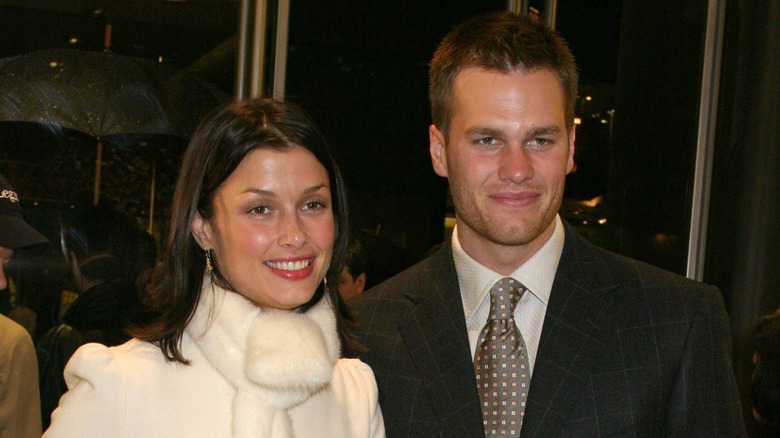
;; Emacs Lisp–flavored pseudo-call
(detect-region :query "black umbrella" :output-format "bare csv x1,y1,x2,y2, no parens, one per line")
0,48,229,206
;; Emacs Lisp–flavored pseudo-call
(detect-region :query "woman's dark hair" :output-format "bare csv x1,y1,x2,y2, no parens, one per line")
134,98,354,363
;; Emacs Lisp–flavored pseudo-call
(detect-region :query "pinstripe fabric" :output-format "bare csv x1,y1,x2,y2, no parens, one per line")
349,220,746,438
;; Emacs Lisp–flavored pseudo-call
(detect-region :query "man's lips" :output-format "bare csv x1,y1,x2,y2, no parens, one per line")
488,191,540,206
264,257,316,280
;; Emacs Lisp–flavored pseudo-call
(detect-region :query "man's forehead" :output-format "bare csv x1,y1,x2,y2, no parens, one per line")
450,67,567,119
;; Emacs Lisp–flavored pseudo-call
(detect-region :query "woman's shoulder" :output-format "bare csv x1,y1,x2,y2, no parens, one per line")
332,358,379,392
65,339,167,380
335,357,375,374
329,358,385,436
71,338,161,360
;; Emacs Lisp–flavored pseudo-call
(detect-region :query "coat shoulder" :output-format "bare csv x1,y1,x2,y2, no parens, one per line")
561,226,718,299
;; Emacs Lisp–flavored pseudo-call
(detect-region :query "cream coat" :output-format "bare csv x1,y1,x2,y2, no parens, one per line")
44,283,385,438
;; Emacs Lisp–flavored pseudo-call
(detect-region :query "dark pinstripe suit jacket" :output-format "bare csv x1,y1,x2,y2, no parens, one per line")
349,221,746,437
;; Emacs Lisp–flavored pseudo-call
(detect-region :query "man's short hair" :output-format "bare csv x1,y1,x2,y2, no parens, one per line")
752,309,780,426
345,238,367,278
429,11,579,137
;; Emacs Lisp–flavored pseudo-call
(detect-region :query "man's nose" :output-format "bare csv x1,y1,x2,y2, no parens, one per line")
498,145,533,184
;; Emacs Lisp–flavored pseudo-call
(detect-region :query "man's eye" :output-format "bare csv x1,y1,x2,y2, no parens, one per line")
475,137,497,147
529,138,552,149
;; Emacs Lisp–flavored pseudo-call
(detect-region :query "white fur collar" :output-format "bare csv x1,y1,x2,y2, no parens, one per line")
185,278,340,438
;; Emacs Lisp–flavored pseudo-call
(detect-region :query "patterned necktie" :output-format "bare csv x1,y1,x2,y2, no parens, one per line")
474,277,530,436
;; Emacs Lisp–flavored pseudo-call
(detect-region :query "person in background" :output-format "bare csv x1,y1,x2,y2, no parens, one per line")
750,309,780,436
37,204,145,429
44,98,384,438
132,229,157,305
0,172,51,438
57,204,142,345
338,238,367,300
349,11,744,437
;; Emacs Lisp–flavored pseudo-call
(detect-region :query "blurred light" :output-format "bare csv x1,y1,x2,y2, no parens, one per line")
68,37,79,45
653,233,680,245
582,195,603,207
598,218,607,225
158,56,164,63
49,61,59,68
585,96,592,101
600,119,608,124
574,117,582,125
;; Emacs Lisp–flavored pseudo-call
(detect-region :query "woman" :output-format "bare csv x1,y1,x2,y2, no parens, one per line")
44,99,385,438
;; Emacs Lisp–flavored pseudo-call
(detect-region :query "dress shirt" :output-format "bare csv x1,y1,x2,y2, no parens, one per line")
453,215,565,375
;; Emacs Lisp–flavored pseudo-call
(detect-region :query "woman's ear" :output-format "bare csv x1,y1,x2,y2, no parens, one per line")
191,212,213,249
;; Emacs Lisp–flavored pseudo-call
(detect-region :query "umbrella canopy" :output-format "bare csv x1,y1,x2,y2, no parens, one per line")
0,48,229,206
0,48,228,138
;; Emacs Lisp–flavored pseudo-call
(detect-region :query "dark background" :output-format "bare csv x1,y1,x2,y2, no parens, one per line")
1,2,779,434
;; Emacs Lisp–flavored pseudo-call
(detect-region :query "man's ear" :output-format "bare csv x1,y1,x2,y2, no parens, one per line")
566,125,576,175
355,272,367,294
429,124,448,177
191,212,213,249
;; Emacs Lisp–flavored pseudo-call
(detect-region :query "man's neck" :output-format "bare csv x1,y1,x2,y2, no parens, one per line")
455,219,557,276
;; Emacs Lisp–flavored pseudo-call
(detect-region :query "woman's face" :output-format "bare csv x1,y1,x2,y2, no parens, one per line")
192,146,335,311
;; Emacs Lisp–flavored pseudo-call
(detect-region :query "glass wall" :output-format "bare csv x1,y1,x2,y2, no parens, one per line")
0,0,715,305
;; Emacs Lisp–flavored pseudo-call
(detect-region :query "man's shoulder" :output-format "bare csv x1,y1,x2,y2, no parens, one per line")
0,313,33,351
560,224,717,297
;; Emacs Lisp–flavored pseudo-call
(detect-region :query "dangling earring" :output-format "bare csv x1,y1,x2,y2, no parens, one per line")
205,249,214,277
322,276,328,293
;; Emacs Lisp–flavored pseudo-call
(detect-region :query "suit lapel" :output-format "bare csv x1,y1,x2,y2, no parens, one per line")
396,243,484,438
522,223,619,436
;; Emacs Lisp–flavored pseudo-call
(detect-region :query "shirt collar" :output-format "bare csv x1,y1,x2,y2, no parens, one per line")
453,215,565,320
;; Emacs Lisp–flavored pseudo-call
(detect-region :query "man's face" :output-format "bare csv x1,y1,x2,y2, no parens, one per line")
429,67,574,272
0,246,13,290
338,266,365,301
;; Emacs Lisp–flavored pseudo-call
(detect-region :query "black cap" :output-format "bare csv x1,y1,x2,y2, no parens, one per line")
0,173,51,254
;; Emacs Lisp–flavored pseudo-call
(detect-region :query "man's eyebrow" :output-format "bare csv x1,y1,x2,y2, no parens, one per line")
464,126,504,138
526,125,562,138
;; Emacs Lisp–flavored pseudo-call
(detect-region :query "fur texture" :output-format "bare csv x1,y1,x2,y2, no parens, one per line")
186,279,340,438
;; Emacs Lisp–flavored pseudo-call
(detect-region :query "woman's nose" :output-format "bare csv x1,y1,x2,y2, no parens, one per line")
278,216,307,247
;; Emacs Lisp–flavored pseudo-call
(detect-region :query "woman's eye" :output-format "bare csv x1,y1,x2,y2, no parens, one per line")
250,205,271,215
303,201,326,211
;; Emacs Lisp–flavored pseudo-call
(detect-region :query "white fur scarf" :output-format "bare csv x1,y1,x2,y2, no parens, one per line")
185,278,341,438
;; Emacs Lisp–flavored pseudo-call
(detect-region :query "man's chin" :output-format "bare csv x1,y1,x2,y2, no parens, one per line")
480,218,554,247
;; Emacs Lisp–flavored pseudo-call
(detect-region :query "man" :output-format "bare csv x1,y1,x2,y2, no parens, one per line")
349,11,745,437
38,204,147,429
0,172,50,438
750,309,780,436
338,238,367,300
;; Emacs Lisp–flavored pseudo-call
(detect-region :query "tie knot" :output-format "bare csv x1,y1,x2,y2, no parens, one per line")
488,277,524,320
